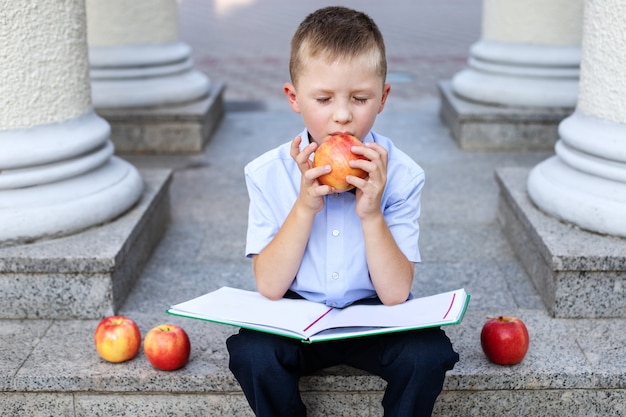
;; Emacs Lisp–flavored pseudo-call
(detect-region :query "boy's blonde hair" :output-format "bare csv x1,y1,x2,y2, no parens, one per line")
289,6,387,87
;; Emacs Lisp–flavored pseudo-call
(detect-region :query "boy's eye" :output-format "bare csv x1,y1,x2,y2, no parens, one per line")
316,97,330,103
354,97,368,103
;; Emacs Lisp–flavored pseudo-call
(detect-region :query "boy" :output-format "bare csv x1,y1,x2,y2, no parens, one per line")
227,6,458,417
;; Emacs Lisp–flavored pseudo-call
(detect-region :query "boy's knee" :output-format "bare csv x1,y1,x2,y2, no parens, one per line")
416,328,459,371
391,328,459,373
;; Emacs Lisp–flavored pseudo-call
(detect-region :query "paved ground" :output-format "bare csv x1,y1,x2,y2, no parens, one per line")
177,0,482,106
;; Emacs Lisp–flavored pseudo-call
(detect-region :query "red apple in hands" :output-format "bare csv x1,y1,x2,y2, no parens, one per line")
480,315,529,365
143,324,191,371
313,134,367,192
94,316,141,363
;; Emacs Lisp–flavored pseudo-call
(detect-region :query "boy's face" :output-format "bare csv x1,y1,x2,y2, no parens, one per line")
284,53,390,145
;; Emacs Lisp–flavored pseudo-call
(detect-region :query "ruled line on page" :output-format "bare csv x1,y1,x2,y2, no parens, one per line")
442,293,456,319
303,307,334,332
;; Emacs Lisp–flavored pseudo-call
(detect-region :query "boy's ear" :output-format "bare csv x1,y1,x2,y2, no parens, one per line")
283,82,301,113
378,82,391,114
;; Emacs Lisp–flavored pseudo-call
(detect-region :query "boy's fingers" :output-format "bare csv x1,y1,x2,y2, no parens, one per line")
289,136,302,159
291,136,318,171
304,164,331,182
352,143,387,163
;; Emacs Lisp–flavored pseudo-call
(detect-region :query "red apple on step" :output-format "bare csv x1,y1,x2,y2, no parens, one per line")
480,315,529,365
313,134,367,192
144,324,191,371
94,316,141,363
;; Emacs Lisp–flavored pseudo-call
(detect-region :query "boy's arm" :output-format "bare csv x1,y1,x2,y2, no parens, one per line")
253,136,334,300
252,200,315,300
348,142,415,305
361,213,414,305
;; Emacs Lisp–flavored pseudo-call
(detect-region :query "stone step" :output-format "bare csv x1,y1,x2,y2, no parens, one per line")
0,169,172,319
2,307,625,416
97,81,226,154
496,167,626,318
438,80,570,152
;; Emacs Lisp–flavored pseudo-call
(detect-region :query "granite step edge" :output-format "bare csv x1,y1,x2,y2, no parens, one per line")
4,309,625,394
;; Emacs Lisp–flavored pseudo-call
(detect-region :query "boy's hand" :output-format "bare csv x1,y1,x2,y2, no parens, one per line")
346,142,388,219
290,136,334,213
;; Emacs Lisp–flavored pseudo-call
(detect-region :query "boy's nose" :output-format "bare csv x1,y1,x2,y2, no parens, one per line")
333,104,352,124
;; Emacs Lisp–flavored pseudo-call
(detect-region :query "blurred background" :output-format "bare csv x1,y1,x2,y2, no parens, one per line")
177,0,482,108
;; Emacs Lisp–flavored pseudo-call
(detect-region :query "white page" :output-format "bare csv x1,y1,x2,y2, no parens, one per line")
305,289,464,335
169,287,332,336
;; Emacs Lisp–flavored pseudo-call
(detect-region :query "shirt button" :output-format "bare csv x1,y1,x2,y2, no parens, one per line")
331,302,337,307
331,272,339,280
332,229,340,237
333,193,339,198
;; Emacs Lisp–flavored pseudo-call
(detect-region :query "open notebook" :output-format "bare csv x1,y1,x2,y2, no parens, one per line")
167,287,470,343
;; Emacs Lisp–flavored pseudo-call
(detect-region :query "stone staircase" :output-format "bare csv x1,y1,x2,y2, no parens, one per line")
3,308,625,416
2,103,625,416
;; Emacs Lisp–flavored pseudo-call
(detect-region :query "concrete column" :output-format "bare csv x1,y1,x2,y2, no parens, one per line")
452,0,582,108
0,0,143,246
439,0,584,150
85,0,224,153
86,0,210,108
528,0,626,237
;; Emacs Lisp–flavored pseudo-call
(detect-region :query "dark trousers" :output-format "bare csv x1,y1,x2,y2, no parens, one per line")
227,327,459,417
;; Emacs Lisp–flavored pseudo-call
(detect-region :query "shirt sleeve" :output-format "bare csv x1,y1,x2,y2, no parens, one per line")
244,166,279,258
384,170,424,263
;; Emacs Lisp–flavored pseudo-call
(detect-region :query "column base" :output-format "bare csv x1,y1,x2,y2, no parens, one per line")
438,80,571,151
528,155,626,237
496,167,626,318
0,169,172,319
96,81,225,153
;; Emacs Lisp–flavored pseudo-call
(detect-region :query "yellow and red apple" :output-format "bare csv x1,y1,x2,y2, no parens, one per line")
480,315,529,365
94,315,141,363
143,324,191,371
313,134,367,192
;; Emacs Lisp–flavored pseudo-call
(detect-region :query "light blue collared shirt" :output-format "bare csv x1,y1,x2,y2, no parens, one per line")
245,129,424,308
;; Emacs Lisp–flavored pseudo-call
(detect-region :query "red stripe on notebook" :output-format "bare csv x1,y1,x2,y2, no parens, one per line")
303,307,334,332
443,293,456,319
